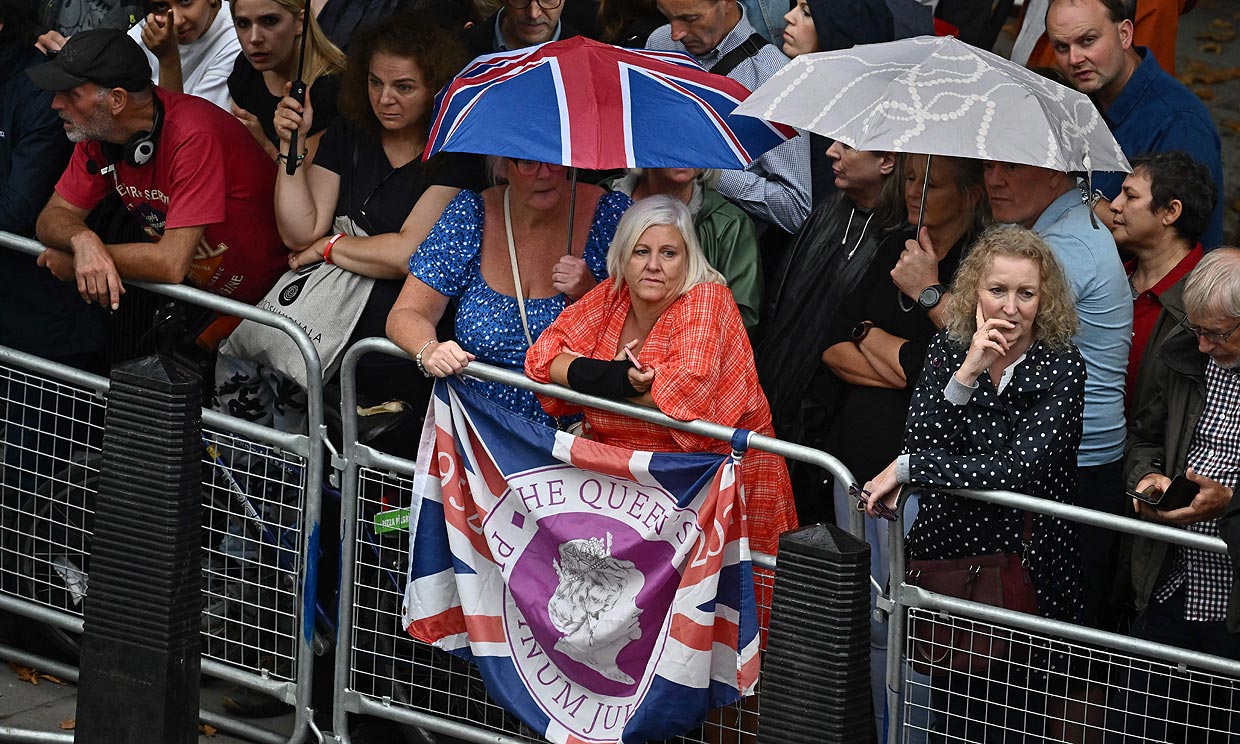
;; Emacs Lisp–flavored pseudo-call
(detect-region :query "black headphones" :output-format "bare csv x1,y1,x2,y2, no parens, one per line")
99,93,165,168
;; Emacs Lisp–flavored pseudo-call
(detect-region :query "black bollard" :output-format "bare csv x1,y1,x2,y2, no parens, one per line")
757,524,875,744
75,356,203,744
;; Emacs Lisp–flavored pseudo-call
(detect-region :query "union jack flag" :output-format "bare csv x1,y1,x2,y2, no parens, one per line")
403,378,760,744
424,36,797,171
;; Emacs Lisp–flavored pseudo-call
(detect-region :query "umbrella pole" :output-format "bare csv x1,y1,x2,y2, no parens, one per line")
565,167,578,256
915,153,931,236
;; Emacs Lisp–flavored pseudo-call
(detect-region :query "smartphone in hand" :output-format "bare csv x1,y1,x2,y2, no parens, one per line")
1127,474,1201,511
623,346,644,372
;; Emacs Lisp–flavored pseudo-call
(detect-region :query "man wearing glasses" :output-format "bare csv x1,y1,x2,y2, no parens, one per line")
463,0,581,57
1117,247,1240,739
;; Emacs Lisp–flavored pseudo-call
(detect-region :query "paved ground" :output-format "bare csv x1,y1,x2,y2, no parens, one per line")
1176,0,1240,244
2,6,1238,742
0,653,296,743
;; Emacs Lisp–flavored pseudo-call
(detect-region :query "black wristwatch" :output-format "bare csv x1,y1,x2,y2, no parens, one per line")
852,320,874,342
918,284,948,310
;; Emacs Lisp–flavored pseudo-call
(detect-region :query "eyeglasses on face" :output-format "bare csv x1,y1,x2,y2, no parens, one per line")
512,159,566,176
507,0,563,9
1178,316,1240,345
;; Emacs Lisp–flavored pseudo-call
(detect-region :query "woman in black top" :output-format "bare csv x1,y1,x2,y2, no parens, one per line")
272,11,484,452
821,154,986,514
228,0,346,160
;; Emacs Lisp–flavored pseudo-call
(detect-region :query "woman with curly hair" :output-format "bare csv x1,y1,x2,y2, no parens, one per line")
862,225,1086,741
270,10,484,443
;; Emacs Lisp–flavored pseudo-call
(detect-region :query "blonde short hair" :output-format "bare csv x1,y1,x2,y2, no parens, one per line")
606,195,724,295
944,225,1078,351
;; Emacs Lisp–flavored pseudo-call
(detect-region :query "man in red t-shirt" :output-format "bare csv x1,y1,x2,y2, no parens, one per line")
28,28,286,309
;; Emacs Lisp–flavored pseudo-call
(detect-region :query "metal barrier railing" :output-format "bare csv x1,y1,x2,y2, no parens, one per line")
0,231,328,744
332,337,862,744
883,486,1240,744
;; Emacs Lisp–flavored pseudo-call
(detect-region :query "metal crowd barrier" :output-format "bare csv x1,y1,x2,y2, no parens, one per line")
883,486,1240,744
0,231,327,744
331,337,862,744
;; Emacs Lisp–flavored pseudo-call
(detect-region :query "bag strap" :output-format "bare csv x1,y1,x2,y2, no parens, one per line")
709,33,769,77
1021,511,1032,564
503,187,535,349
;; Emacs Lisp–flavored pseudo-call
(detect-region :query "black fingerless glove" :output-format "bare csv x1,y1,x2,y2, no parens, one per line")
566,357,641,399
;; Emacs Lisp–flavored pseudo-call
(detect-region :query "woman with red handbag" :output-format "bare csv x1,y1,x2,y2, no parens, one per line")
862,225,1087,741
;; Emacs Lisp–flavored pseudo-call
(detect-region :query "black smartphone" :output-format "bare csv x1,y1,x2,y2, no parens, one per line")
1127,475,1200,511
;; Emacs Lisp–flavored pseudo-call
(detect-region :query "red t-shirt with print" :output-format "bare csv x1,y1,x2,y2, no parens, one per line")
54,87,286,305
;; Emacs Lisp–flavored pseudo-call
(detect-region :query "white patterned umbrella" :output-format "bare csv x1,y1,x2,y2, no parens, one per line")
733,35,1130,173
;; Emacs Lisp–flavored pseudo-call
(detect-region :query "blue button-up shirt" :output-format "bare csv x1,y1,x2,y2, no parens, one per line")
1094,48,1223,249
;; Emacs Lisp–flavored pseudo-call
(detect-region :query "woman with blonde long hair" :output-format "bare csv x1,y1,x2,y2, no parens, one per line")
227,0,346,160
862,225,1085,742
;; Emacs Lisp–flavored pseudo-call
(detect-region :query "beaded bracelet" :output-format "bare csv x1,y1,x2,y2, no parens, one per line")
275,151,308,165
415,339,436,378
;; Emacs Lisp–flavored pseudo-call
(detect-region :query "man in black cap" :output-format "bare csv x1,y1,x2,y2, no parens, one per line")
30,28,287,311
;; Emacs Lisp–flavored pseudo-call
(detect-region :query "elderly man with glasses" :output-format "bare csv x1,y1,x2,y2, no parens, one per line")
464,0,582,56
1115,247,1240,740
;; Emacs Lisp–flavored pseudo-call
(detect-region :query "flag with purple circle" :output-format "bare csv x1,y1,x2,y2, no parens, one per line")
403,377,760,744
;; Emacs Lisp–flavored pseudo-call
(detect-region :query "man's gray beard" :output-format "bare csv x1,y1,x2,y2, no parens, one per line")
65,103,120,144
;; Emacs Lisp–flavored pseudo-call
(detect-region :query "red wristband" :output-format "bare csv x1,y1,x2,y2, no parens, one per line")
322,233,345,264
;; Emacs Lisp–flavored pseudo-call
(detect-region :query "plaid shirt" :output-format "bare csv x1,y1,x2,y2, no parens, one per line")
1155,359,1240,621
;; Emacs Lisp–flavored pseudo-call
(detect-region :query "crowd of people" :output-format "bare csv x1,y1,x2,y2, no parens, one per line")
1,0,1237,739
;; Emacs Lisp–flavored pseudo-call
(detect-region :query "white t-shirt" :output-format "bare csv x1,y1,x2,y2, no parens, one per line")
128,3,241,110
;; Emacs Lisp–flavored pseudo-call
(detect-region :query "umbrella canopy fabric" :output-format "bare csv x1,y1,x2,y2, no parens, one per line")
733,35,1129,174
424,36,798,171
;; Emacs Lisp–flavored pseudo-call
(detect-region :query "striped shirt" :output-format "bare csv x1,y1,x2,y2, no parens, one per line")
646,4,811,234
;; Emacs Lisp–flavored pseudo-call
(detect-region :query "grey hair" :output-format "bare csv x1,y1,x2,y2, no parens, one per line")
1183,247,1240,320
606,195,725,294
625,167,721,189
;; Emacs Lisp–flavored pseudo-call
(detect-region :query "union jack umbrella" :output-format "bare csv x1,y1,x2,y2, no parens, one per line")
424,37,798,171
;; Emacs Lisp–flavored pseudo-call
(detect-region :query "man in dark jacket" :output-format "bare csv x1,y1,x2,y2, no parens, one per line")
0,0,106,501
1117,247,1240,740
0,0,104,363
462,0,581,57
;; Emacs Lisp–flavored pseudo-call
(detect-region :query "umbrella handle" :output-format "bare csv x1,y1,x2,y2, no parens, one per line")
915,153,931,237
565,167,578,257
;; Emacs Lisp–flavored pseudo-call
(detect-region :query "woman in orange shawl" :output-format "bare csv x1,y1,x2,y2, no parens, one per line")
525,195,798,557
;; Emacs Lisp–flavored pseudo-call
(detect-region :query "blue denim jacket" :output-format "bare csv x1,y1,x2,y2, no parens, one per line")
739,0,787,43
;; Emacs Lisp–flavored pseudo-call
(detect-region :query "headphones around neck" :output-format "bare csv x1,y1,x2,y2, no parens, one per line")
100,94,165,168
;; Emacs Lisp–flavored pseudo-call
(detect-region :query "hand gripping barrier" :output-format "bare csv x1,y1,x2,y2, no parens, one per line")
331,337,863,744
882,485,1240,744
0,231,327,744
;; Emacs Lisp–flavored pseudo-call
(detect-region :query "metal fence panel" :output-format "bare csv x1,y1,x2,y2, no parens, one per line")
901,607,1240,743
3,225,330,744
333,338,851,744
884,488,1240,744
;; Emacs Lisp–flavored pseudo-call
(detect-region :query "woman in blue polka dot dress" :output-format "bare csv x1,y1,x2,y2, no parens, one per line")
386,158,631,426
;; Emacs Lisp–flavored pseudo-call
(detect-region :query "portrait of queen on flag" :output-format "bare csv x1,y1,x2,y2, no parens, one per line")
403,377,761,744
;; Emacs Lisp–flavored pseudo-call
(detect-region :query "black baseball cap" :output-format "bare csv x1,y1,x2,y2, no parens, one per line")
26,28,151,92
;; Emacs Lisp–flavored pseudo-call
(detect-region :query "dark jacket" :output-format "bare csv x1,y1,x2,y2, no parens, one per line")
0,44,104,360
1124,324,1208,614
462,10,582,58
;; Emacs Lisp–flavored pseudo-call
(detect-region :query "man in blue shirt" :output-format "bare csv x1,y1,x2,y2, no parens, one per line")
985,160,1133,629
1045,0,1223,248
